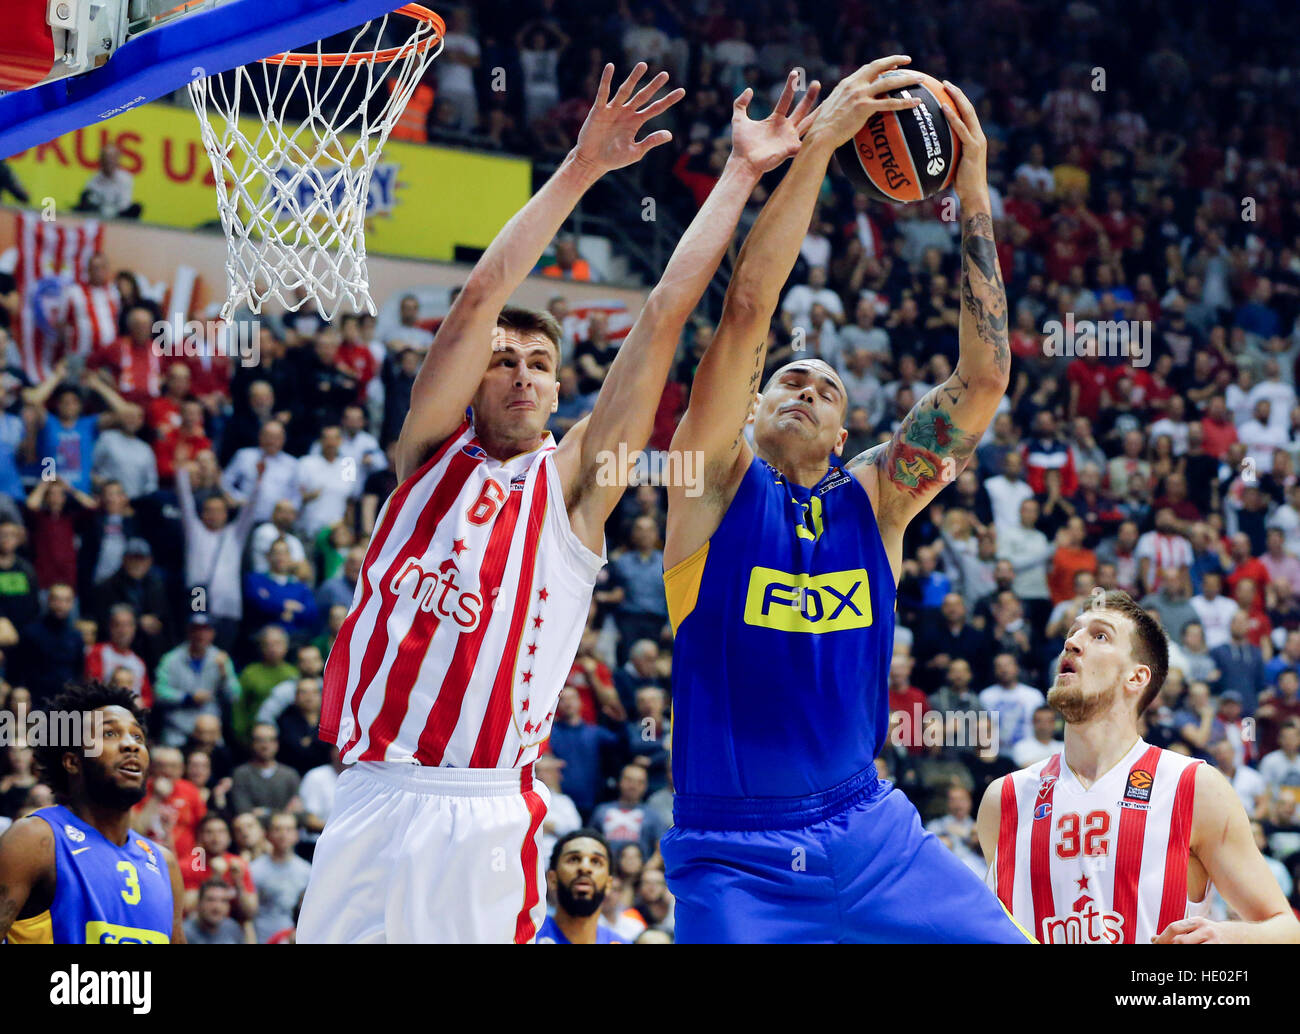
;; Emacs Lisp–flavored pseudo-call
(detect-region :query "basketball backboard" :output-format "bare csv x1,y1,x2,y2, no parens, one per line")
0,0,421,157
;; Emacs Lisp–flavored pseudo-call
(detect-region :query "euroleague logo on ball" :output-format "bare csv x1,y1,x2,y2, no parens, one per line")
926,156,946,176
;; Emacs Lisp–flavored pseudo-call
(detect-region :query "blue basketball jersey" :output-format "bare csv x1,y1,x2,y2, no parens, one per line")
5,805,173,944
665,455,896,799
535,914,629,944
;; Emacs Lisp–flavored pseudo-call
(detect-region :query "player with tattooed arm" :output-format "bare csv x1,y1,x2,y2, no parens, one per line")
659,57,1031,943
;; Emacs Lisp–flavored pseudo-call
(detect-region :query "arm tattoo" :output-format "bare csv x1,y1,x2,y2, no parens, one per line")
730,332,766,450
0,884,20,932
850,378,981,502
961,211,1010,376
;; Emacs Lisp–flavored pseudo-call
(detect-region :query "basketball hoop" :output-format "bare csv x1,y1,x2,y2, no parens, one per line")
187,3,444,320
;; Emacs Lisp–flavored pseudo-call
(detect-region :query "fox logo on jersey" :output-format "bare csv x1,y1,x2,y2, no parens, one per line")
742,567,873,633
389,556,485,631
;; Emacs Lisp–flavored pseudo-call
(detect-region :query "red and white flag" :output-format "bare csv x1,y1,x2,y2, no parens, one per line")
13,211,103,381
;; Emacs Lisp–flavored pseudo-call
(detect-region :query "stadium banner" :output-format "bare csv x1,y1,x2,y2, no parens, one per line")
5,101,531,263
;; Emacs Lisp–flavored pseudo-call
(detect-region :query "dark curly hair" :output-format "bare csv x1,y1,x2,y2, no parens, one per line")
31,681,148,797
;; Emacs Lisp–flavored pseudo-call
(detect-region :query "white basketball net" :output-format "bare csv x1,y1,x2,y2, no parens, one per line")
188,8,444,320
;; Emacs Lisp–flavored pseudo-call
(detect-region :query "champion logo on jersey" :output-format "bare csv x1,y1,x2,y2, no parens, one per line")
461,443,487,460
1033,801,1052,820
64,824,86,843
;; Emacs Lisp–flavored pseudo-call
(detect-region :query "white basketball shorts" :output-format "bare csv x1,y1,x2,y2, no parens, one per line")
296,761,550,944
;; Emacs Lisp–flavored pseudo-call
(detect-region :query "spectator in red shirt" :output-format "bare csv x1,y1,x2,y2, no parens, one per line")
1233,579,1272,646
89,306,163,406
1200,395,1239,460
132,745,205,865
888,653,929,756
1044,217,1088,283
145,361,192,440
1066,356,1121,421
564,629,626,723
24,478,95,591
154,398,212,484
1226,533,1271,600
85,603,152,707
672,140,724,209
337,325,378,397
1153,471,1203,525
183,814,259,921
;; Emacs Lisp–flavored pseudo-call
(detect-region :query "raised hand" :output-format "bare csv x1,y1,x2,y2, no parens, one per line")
940,79,989,204
573,62,686,174
730,71,822,175
806,54,925,149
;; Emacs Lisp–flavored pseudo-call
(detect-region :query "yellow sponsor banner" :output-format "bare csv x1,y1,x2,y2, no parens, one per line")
7,102,530,262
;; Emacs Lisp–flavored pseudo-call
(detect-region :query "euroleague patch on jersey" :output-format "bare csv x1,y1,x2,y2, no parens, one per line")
742,566,873,633
817,469,853,495
1124,768,1154,804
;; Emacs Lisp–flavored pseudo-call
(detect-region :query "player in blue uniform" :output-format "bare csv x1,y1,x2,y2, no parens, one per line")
0,682,183,944
660,57,1032,942
536,829,629,944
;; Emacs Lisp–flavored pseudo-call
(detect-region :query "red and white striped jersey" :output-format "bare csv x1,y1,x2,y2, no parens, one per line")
320,420,606,769
987,738,1210,944
63,283,120,354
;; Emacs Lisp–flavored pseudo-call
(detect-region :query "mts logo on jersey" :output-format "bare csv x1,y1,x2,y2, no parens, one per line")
742,566,873,633
1042,897,1125,944
389,556,484,631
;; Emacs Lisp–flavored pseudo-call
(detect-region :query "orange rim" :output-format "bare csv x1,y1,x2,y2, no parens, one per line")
261,4,444,67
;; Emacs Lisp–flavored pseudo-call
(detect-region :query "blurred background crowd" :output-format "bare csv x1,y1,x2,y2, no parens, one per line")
1,0,1300,941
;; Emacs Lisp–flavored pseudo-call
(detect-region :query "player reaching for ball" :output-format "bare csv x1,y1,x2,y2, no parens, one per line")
978,590,1300,944
296,64,822,943
659,56,1031,942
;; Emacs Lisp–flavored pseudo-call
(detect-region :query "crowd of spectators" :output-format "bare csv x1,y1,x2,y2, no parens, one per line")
3,0,1300,941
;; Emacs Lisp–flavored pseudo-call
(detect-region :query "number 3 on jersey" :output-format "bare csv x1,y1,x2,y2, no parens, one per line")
117,860,141,905
1055,810,1111,859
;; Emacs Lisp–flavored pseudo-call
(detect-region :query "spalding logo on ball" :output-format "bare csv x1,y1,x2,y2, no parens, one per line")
835,70,961,203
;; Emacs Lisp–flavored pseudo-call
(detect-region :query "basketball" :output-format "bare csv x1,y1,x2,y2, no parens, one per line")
835,70,961,203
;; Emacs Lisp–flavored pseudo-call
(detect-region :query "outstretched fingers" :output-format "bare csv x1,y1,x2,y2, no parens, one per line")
629,69,672,111
863,54,911,81
634,129,674,156
789,80,821,132
637,86,686,121
772,70,799,118
593,63,615,107
942,79,983,138
613,61,649,106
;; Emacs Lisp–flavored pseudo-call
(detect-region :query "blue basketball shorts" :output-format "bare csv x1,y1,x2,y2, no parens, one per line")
661,766,1034,944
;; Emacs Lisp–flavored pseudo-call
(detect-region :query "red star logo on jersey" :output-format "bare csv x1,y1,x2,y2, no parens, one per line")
521,697,530,712
538,586,549,602
526,642,537,656
1076,875,1090,891
523,721,534,735
521,671,533,685
532,615,544,629
451,538,468,557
